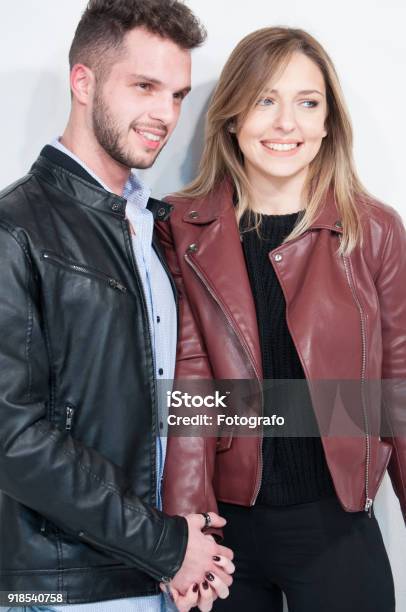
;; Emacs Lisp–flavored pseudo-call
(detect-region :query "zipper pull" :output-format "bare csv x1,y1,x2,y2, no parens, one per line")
108,278,127,293
364,497,373,518
65,406,75,431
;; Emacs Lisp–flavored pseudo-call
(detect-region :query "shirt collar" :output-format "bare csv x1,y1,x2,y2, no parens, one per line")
51,137,151,209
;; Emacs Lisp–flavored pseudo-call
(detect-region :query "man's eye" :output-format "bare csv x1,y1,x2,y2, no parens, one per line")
136,83,151,91
173,92,185,101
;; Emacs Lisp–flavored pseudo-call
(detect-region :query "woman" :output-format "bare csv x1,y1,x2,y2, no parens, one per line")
158,27,405,611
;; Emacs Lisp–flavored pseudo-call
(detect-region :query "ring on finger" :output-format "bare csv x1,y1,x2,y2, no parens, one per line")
201,512,212,528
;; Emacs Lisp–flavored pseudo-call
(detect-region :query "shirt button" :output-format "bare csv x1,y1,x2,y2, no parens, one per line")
157,316,161,323
112,202,121,212
157,207,166,219
158,368,164,376
274,253,283,262
187,243,198,253
189,211,199,219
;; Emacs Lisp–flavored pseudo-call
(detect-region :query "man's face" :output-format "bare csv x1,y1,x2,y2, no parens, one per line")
91,27,192,170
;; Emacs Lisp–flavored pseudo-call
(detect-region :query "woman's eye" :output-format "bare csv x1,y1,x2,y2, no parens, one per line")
257,97,274,107
301,100,319,108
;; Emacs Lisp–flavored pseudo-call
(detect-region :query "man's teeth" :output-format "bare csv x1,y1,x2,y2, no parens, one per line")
265,143,300,151
138,131,162,142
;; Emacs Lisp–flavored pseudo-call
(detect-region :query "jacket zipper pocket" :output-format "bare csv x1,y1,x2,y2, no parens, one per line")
40,404,76,534
185,251,264,504
341,252,372,516
41,251,128,293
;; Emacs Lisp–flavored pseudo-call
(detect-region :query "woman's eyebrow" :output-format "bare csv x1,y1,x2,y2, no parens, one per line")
263,88,325,96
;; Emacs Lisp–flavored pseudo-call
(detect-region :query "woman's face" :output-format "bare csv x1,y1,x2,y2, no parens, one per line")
236,51,328,184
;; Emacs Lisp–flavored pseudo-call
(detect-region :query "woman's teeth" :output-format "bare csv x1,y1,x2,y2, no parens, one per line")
265,142,300,151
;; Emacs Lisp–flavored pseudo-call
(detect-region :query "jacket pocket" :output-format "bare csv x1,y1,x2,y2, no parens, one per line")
39,403,77,535
41,251,128,294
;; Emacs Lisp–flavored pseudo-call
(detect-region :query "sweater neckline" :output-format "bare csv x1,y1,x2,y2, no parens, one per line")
258,210,302,219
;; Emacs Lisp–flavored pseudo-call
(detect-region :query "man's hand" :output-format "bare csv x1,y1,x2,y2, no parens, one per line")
160,581,200,612
163,565,233,612
169,512,234,595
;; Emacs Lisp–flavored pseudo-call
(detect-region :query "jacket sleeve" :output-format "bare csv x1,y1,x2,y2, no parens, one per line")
0,223,187,582
156,216,221,535
375,210,406,525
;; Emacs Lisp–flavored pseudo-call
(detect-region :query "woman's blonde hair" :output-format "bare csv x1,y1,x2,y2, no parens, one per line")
178,27,370,256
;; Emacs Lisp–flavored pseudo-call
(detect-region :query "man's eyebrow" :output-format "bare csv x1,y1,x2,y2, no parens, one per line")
130,74,192,95
130,74,163,85
177,86,192,96
263,88,325,96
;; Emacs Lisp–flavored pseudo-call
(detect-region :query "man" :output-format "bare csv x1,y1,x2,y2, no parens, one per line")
0,2,233,611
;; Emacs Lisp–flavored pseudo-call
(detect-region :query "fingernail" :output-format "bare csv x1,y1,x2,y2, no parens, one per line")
206,572,215,582
212,555,221,561
193,583,199,592
202,580,209,589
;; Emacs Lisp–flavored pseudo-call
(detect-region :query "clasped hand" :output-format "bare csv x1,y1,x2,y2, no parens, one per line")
160,512,235,611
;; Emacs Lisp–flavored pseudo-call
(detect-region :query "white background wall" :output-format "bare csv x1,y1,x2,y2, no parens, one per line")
1,1,405,609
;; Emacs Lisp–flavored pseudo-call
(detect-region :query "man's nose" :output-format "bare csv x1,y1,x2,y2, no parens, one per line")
148,93,177,127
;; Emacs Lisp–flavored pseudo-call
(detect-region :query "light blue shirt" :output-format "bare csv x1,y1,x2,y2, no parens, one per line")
48,139,177,612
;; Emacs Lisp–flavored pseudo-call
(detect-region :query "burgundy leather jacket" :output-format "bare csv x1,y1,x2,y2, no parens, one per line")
157,179,406,525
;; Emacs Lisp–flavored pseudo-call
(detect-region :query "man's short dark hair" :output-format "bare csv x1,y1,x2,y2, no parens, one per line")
69,0,206,79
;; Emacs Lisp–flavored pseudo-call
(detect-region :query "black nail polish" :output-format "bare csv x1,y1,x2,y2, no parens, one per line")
202,580,209,590
212,555,221,561
193,583,199,593
206,572,215,582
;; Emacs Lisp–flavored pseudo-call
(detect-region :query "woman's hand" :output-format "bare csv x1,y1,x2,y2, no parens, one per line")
160,528,235,611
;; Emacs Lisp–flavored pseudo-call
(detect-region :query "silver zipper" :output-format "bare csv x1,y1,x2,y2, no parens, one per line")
185,252,263,504
42,252,127,293
65,406,75,431
341,252,372,516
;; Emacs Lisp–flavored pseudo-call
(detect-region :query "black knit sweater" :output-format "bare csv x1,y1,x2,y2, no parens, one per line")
240,211,335,506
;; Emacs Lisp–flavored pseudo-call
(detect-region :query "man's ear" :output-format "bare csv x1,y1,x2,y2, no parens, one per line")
70,64,95,105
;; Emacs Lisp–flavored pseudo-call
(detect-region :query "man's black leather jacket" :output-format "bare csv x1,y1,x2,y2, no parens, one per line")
0,147,187,604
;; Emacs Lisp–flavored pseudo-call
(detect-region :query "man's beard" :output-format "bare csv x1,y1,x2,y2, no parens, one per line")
92,87,162,170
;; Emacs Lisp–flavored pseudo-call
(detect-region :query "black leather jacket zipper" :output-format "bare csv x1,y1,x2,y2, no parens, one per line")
65,405,75,431
41,251,128,293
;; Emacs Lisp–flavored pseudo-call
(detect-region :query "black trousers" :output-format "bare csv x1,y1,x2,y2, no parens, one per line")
213,496,395,612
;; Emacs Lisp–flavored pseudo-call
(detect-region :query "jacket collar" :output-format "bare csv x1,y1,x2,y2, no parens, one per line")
31,147,173,221
179,176,343,233
171,178,344,379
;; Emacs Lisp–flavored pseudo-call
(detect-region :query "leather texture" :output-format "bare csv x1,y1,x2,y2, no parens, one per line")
157,178,406,526
0,154,188,604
